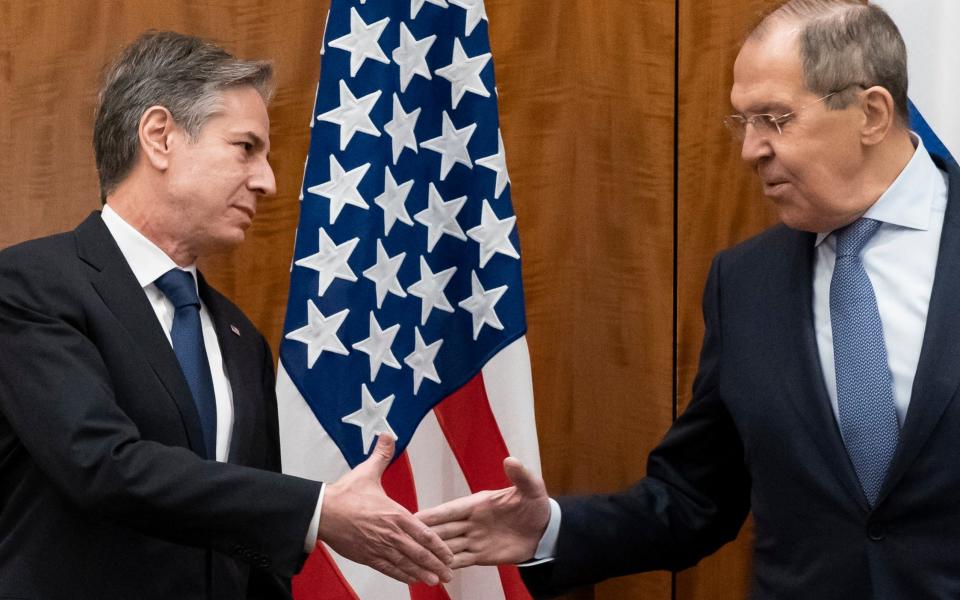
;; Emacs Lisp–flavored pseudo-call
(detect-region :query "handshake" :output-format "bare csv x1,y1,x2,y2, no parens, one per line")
319,434,551,586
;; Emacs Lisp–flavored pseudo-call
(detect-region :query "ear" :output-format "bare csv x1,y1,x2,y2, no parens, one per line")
859,86,896,147
138,105,178,172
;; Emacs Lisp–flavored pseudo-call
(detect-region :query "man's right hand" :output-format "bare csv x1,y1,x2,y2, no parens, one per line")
416,457,551,568
317,435,454,585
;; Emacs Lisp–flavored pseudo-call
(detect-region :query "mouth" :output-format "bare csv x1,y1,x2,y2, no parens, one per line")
761,180,790,195
235,205,256,223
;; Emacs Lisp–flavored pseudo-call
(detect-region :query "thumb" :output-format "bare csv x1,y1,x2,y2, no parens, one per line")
362,433,396,478
503,457,543,497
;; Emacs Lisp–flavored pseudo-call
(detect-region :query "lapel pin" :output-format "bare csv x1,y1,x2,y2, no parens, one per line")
230,324,241,336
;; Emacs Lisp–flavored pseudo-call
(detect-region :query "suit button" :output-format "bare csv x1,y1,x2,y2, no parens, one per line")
868,526,884,541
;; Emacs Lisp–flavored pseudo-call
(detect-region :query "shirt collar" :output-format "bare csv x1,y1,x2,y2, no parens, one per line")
814,134,942,246
100,204,198,288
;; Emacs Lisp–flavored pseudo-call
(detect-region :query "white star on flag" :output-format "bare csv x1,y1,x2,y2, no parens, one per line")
362,238,408,308
421,111,476,180
458,270,508,340
351,312,401,381
327,7,390,77
434,38,491,109
341,384,397,454
407,256,457,325
306,155,370,225
393,23,436,93
467,199,519,268
476,129,511,199
294,228,359,295
449,0,489,36
404,327,443,394
316,80,382,151
374,166,415,236
383,94,421,165
411,0,449,19
415,182,468,251
284,301,350,368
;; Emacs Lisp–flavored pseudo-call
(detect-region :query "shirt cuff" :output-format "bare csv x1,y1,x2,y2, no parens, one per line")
518,497,561,566
304,483,325,553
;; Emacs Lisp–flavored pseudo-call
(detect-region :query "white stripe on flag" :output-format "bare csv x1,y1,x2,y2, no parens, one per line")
482,337,542,477
407,410,508,600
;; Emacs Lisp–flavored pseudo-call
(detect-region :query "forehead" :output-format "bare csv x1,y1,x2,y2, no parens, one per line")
203,85,272,143
730,24,809,113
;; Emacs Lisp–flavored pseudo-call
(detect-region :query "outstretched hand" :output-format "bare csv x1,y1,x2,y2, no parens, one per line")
416,457,551,568
317,435,454,585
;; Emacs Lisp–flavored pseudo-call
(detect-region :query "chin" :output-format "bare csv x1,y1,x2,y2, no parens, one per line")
772,205,821,233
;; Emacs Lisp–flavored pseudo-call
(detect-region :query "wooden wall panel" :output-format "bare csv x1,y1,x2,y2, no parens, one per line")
486,1,676,597
675,1,782,599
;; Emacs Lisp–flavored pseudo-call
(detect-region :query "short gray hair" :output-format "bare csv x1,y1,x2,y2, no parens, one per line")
750,0,909,126
93,31,274,201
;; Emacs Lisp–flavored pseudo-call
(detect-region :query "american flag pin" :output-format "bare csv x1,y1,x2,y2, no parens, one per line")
230,324,241,336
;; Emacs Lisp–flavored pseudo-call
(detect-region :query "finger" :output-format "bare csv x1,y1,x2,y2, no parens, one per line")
503,457,543,497
393,538,453,583
429,520,471,541
371,557,419,585
451,551,480,570
416,495,479,526
411,516,455,566
392,523,455,581
362,433,396,478
444,535,472,555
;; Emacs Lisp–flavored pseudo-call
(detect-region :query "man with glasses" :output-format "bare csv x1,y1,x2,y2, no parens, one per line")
417,1,960,597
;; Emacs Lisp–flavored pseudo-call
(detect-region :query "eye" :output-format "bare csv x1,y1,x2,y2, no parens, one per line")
235,141,254,152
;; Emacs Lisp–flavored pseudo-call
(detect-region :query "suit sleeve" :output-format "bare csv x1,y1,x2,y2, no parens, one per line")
522,254,751,598
0,246,322,577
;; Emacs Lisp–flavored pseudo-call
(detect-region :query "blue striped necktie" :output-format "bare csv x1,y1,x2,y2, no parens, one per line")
154,268,218,460
830,217,900,506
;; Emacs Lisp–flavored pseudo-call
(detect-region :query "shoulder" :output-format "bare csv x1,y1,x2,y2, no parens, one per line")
713,223,812,278
0,230,87,301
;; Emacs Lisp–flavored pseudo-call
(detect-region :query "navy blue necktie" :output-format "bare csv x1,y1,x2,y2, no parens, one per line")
154,269,218,460
830,218,900,506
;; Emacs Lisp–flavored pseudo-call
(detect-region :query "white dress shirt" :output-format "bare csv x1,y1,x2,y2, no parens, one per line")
532,136,949,562
814,136,948,426
101,205,235,461
100,205,323,552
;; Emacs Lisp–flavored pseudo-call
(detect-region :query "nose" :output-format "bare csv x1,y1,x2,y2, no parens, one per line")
740,123,773,164
250,156,277,197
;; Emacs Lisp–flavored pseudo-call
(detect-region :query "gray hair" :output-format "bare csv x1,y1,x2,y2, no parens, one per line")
750,0,909,126
93,31,274,201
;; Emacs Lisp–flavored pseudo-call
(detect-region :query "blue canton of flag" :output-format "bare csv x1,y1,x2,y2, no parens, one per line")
280,0,525,469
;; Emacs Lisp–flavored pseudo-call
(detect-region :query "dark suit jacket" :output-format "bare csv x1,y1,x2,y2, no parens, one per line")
0,213,323,599
523,157,960,600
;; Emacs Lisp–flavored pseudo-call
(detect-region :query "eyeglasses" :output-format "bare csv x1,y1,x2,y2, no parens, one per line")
723,90,845,140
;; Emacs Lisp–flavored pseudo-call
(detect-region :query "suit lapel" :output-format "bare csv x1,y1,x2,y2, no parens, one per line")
770,229,871,511
878,158,960,503
198,276,254,465
74,212,208,457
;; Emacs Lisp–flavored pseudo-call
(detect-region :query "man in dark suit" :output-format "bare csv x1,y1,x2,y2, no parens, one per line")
418,1,960,597
0,31,452,599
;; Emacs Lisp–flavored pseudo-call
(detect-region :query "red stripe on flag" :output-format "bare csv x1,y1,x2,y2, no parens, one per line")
293,543,360,600
433,373,534,600
383,452,453,600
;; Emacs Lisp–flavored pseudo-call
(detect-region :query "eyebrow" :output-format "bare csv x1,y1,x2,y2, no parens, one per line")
234,130,270,152
739,102,793,116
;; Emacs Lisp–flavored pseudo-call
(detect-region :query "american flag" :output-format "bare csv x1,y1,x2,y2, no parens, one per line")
276,1,540,598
